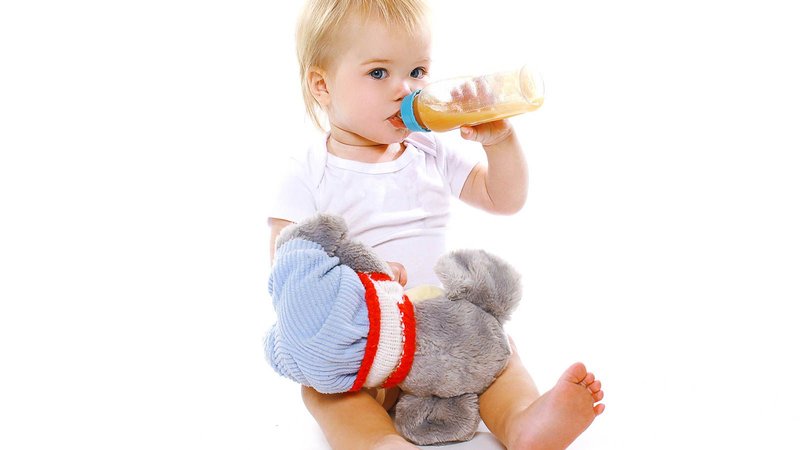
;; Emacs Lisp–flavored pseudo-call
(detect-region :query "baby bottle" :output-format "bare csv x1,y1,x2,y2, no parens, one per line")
400,65,544,133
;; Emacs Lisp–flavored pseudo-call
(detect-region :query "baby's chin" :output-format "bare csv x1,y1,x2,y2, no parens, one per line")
357,126,412,146
381,122,413,143
329,122,410,146
384,129,413,144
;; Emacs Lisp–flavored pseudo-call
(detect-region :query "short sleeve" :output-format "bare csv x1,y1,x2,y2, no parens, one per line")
433,133,484,197
268,155,317,223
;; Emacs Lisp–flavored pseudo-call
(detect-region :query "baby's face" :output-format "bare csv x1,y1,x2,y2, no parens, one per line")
323,16,431,145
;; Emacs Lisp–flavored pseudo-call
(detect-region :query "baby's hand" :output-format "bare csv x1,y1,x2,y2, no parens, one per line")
450,76,493,106
449,77,514,146
460,119,514,147
387,261,407,287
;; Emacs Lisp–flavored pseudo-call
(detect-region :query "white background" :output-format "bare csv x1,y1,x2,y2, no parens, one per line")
2,1,799,449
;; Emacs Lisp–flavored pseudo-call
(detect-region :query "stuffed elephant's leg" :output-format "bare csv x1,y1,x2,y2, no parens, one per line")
394,392,480,446
435,249,522,323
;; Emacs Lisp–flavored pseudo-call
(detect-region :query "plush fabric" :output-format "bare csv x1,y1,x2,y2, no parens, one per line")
265,214,522,446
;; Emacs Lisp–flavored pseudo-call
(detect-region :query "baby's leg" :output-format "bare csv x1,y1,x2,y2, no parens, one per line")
301,386,417,450
478,338,604,450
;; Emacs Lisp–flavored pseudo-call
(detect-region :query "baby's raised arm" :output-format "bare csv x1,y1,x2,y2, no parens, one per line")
458,121,529,215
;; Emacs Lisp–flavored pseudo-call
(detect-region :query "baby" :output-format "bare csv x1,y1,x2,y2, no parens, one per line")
268,1,605,448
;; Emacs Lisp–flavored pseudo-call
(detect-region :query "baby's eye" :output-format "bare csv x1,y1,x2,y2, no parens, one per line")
410,67,427,79
369,68,388,80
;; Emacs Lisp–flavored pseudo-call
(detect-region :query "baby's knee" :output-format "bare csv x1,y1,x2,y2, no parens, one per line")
300,384,325,409
371,434,418,450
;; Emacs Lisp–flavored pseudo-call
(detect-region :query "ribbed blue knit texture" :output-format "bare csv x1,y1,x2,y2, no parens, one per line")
265,238,370,393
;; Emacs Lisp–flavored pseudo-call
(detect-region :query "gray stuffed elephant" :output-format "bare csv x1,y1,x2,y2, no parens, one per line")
266,213,521,445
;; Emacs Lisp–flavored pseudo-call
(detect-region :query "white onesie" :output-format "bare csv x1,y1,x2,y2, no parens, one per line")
269,132,481,288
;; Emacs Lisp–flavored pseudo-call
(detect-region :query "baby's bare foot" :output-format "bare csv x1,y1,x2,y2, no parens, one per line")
507,362,605,450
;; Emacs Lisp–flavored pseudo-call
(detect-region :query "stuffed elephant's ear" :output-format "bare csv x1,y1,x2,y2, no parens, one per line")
275,213,349,256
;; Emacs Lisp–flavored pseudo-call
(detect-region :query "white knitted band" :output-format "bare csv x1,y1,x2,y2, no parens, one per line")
364,278,408,388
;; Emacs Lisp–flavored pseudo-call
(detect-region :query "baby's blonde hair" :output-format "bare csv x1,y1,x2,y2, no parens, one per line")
296,0,430,131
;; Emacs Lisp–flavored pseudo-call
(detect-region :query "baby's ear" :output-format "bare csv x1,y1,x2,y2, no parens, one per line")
275,213,348,255
307,66,331,107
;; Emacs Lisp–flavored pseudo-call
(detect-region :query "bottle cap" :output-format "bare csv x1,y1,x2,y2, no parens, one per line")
400,90,430,132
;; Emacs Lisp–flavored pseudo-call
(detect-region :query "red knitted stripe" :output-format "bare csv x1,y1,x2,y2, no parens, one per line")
369,272,392,282
350,272,382,392
382,294,416,389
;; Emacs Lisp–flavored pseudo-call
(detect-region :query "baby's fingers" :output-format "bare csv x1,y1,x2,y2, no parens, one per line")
460,126,477,141
387,261,408,287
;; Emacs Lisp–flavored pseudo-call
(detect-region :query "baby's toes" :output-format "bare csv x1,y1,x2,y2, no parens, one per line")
560,362,589,384
592,390,604,402
587,379,601,394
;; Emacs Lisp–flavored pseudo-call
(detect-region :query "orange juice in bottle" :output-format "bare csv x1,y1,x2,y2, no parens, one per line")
400,65,544,132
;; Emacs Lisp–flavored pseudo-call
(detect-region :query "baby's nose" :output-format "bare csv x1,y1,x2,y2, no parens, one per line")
395,80,414,100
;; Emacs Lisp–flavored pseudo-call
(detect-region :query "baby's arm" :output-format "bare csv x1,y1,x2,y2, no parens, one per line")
458,119,528,215
269,217,295,263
